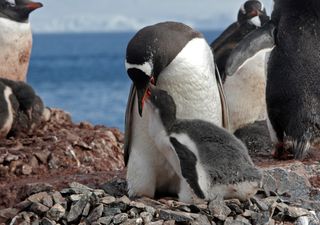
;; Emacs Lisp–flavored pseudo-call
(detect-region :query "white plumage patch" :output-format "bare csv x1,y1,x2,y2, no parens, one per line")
249,16,262,27
125,61,153,77
0,86,14,137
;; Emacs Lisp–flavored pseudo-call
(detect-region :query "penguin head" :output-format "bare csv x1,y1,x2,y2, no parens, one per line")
0,0,43,23
125,22,202,116
238,0,269,27
146,86,177,130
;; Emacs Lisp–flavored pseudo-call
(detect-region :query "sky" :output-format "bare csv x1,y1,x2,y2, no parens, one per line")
30,0,273,33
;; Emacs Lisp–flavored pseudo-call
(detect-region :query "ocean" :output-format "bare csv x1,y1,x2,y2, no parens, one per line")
28,31,221,131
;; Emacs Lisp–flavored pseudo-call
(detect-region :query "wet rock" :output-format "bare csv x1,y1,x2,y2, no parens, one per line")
158,209,193,222
46,204,65,221
87,204,104,223
208,200,231,221
113,213,128,224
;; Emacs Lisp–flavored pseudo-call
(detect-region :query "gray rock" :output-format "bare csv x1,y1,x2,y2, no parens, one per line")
93,189,106,197
140,211,153,223
103,206,121,217
225,199,243,215
97,216,112,225
145,206,156,216
263,168,311,201
276,203,310,218
69,194,83,202
69,182,93,191
122,218,143,225
87,204,104,223
100,179,127,197
251,196,269,211
100,196,116,205
42,195,53,208
46,204,65,221
40,217,56,225
30,202,50,214
163,221,175,225
117,195,131,205
295,211,320,225
28,192,52,204
190,215,211,225
34,151,51,164
15,200,32,211
51,191,66,207
158,209,193,222
148,220,164,225
128,207,140,218
251,211,270,225
208,200,231,221
235,215,251,225
113,213,128,224
21,164,32,175
67,193,91,222
82,202,91,217
0,208,19,221
130,201,146,209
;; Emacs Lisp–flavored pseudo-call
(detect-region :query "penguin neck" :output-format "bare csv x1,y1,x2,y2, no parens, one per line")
156,38,222,126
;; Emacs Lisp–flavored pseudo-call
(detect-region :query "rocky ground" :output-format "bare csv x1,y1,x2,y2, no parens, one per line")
0,112,320,225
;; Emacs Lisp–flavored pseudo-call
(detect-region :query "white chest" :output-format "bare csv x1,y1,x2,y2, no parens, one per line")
0,18,32,81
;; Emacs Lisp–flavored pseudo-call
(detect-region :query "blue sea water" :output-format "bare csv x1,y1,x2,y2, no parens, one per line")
28,31,221,131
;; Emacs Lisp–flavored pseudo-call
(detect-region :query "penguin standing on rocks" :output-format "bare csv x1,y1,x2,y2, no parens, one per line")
145,87,262,203
210,0,269,79
124,22,227,198
0,0,43,81
226,0,320,159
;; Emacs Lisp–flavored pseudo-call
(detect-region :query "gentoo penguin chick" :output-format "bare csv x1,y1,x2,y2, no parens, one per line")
124,21,226,198
145,87,262,203
0,82,18,138
0,77,36,119
0,0,43,81
210,0,269,80
9,94,50,136
227,0,320,159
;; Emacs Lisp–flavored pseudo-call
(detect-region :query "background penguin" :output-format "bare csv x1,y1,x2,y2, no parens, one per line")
0,0,43,81
210,0,269,81
124,21,227,199
145,87,262,203
0,82,18,138
227,0,320,159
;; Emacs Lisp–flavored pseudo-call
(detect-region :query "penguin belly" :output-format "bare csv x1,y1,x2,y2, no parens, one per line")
224,49,270,132
0,86,14,138
0,18,32,81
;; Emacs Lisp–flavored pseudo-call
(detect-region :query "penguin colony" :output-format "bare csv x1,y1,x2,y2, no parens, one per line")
0,0,49,138
125,0,320,203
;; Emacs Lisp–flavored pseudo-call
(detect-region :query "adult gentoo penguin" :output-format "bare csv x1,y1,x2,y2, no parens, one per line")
124,21,226,198
210,0,269,80
210,0,270,132
145,87,262,203
0,0,43,81
226,0,320,159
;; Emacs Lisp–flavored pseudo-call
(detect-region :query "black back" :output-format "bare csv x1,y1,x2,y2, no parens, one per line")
266,0,320,145
0,0,42,23
210,0,269,81
126,22,202,82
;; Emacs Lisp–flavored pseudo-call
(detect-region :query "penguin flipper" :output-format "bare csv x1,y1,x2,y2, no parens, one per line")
225,22,276,77
124,84,136,166
215,64,230,131
210,22,239,51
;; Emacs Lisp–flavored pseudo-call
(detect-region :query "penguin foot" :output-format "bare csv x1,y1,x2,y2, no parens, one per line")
272,142,294,160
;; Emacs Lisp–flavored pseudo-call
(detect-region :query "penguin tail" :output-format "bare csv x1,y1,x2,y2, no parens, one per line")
292,131,312,160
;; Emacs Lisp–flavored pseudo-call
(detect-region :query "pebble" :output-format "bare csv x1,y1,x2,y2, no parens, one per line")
208,200,231,221
113,213,128,224
46,204,65,221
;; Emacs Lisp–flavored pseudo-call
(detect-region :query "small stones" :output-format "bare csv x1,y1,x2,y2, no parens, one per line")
100,196,116,205
67,193,91,222
87,204,104,223
30,203,50,215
